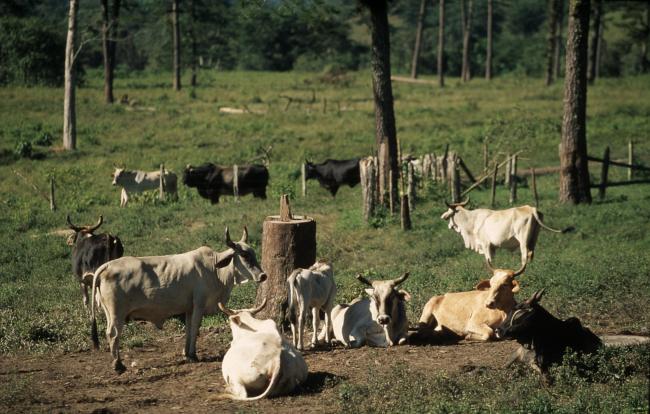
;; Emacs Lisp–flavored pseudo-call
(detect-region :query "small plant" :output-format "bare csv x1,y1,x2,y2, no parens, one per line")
14,140,32,158
33,132,53,146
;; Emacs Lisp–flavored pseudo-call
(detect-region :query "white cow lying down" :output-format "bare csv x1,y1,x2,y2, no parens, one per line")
219,299,308,400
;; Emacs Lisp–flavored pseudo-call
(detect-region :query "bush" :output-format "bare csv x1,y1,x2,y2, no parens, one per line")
14,141,32,158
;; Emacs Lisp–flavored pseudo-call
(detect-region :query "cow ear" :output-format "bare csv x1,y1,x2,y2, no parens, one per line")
230,315,241,326
365,288,374,297
511,280,521,293
398,290,411,302
474,280,491,290
215,252,233,268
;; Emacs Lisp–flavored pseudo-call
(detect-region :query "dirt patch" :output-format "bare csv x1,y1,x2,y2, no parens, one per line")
0,331,520,413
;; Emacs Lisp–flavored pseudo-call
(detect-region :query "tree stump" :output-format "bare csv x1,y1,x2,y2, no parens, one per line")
254,195,316,324
360,156,378,222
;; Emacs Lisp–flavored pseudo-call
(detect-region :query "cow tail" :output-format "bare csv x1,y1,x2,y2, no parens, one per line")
236,354,283,401
532,209,571,233
90,263,107,350
287,270,300,324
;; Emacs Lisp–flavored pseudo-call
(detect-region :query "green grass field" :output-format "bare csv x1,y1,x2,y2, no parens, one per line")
0,70,649,412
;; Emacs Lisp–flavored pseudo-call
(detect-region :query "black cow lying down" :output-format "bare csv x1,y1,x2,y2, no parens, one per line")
495,289,602,376
183,163,269,204
305,158,360,196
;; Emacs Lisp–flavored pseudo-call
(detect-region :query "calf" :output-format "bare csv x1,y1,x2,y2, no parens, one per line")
287,260,336,350
90,227,266,373
305,158,360,196
183,163,269,203
112,167,178,207
418,256,529,341
67,215,123,308
219,299,308,400
495,289,602,375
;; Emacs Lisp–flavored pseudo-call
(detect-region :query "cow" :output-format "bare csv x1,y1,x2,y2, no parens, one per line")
417,256,529,341
89,227,266,373
112,167,178,207
441,199,573,266
320,273,411,348
67,215,123,309
183,163,269,204
304,158,360,196
218,299,308,400
495,289,602,376
287,260,336,350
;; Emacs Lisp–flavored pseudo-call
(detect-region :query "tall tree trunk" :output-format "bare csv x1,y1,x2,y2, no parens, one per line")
643,2,649,73
172,0,181,91
189,0,197,87
554,0,564,79
364,0,399,212
437,0,445,87
587,0,602,83
560,0,591,204
63,0,78,151
546,0,560,85
101,0,120,104
485,0,493,80
410,0,427,79
460,0,472,82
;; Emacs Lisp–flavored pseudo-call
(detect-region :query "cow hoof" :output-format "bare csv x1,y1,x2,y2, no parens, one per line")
113,360,126,374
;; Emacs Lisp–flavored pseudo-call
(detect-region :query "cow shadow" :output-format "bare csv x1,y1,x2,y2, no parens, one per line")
296,371,345,396
407,326,464,346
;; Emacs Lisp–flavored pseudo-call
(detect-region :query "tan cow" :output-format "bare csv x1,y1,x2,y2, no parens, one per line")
418,256,529,341
112,167,178,207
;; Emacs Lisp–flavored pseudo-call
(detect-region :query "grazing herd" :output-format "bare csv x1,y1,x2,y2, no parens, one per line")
67,159,612,399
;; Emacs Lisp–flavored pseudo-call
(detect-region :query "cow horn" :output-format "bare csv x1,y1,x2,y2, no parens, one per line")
240,226,248,244
248,298,267,316
532,289,545,303
225,226,236,248
485,258,497,273
66,215,83,232
390,272,409,286
512,256,530,277
218,302,235,316
356,274,373,287
86,215,103,233
458,197,470,207
445,200,454,209
445,198,470,209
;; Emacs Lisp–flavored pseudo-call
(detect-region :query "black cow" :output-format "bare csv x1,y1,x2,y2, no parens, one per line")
183,163,269,204
305,158,360,196
495,289,602,376
67,215,124,308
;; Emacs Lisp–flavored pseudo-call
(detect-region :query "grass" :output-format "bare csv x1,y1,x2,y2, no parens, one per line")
0,69,649,411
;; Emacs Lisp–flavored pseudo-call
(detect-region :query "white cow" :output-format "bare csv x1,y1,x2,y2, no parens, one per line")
90,227,266,373
219,299,308,400
441,200,573,266
112,167,178,207
287,260,336,350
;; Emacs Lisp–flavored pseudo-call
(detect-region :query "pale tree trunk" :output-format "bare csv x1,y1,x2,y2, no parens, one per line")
460,0,472,82
485,0,493,80
546,0,560,85
437,0,445,87
101,0,120,104
554,0,564,79
189,0,197,87
560,0,591,204
410,0,427,79
172,0,181,91
363,0,400,212
63,0,78,151
587,0,602,83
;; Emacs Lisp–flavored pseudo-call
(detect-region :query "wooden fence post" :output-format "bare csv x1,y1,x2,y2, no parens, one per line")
360,157,377,222
49,177,56,211
401,195,412,230
159,163,165,201
628,140,633,180
389,169,395,215
233,164,239,201
301,163,306,197
491,163,498,208
483,140,488,172
451,155,461,203
509,154,517,204
531,168,539,208
504,154,511,187
599,146,610,200
407,161,416,212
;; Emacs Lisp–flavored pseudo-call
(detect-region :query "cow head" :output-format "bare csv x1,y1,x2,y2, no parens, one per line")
66,215,103,245
111,167,125,186
495,289,545,340
304,160,318,179
476,254,530,310
441,198,470,231
356,273,411,326
183,163,216,188
215,226,267,284
218,299,274,339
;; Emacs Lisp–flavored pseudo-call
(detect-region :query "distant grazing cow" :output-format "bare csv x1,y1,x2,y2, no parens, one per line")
90,227,266,373
183,163,269,204
321,273,411,348
304,158,360,196
441,200,573,266
112,167,178,207
495,289,602,375
287,260,336,350
218,299,308,400
418,256,529,341
67,215,123,309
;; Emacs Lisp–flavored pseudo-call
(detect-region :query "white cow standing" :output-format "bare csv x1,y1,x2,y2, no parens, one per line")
287,260,336,350
90,227,265,373
112,167,178,207
219,299,308,400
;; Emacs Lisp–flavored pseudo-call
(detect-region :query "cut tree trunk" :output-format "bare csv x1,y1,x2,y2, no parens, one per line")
485,0,493,80
411,0,427,79
172,0,181,91
559,0,591,204
437,0,445,87
63,0,78,151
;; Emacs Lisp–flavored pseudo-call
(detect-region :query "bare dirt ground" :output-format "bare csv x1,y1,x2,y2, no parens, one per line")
0,327,521,414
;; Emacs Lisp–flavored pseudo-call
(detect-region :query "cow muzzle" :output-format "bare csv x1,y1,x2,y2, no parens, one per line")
494,327,505,339
485,300,497,309
377,315,391,325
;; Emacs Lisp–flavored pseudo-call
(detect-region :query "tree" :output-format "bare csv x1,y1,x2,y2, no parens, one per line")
485,0,493,80
410,0,427,79
587,0,602,83
546,0,561,85
172,0,181,91
63,0,78,150
189,0,197,87
100,0,120,104
361,0,399,212
437,0,445,87
554,0,564,79
460,0,472,82
559,0,591,204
